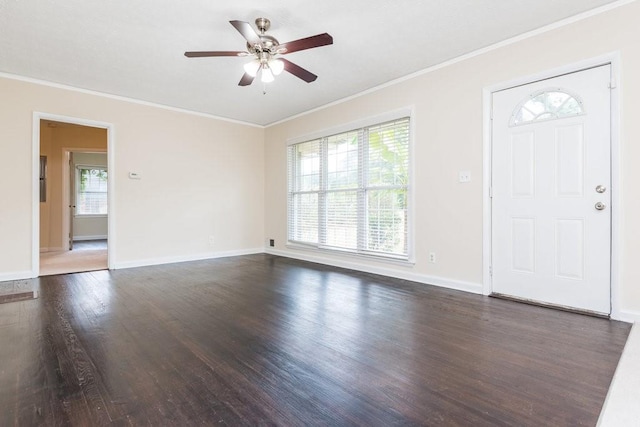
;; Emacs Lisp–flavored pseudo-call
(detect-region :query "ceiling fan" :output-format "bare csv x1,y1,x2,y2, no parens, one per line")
185,18,333,86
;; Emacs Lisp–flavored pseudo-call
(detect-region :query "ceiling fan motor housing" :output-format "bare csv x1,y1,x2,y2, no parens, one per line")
246,18,279,54
247,34,279,54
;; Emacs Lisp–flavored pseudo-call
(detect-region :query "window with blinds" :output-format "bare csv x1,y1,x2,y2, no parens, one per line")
287,117,410,259
76,166,108,215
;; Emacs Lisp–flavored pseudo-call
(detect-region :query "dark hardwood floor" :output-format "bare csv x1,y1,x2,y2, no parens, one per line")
0,254,631,425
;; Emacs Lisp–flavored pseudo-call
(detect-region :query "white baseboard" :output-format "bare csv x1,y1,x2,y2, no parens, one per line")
0,270,34,282
73,235,107,241
114,247,264,270
39,246,65,253
612,309,640,323
266,248,483,294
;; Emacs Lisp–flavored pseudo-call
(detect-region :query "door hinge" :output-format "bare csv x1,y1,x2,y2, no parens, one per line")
489,186,493,198
609,76,617,89
489,266,493,276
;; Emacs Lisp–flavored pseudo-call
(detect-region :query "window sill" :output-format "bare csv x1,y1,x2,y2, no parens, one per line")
285,242,415,266
74,214,108,218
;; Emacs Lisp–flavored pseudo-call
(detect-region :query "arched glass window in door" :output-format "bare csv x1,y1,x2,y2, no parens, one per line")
510,88,585,126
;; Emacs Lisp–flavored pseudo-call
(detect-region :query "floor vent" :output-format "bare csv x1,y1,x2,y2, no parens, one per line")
0,290,38,304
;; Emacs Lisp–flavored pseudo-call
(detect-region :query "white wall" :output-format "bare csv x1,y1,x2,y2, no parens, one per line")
73,152,108,241
0,76,265,279
264,1,640,320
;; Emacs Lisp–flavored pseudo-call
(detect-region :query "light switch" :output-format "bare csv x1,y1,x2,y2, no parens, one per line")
459,171,471,183
129,172,142,180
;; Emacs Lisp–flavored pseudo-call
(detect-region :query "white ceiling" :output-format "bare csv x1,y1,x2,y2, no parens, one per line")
0,0,622,126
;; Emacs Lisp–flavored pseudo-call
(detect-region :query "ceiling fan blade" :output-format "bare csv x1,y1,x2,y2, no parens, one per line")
278,33,333,54
230,20,262,46
238,73,255,86
280,59,318,83
184,51,247,58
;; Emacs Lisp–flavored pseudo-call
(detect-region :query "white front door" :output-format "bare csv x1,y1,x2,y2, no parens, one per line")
491,65,611,314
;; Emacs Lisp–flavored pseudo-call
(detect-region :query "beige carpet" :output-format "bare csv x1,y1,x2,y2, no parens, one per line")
40,249,107,276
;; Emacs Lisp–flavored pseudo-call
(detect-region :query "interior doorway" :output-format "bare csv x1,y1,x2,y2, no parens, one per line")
37,118,111,276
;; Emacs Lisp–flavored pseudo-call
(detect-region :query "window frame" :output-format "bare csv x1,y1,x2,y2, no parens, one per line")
75,164,108,217
286,108,414,263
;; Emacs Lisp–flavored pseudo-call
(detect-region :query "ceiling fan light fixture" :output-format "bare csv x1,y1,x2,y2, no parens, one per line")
261,66,275,83
269,59,284,75
243,60,260,77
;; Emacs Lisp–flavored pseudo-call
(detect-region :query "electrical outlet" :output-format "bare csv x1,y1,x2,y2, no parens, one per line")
269,239,275,247
429,252,436,263
208,235,215,247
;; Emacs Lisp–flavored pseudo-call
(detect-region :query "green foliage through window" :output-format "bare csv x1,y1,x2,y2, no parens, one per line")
77,167,108,215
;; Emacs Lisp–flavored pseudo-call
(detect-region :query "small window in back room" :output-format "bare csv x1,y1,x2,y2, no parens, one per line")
76,166,108,215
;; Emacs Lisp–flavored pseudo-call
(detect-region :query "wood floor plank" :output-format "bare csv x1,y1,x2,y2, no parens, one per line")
0,254,631,425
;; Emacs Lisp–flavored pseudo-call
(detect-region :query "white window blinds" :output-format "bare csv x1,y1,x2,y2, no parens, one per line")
76,167,108,215
288,117,410,259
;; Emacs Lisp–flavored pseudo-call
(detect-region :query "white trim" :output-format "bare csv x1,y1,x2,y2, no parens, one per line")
482,86,493,296
407,109,417,265
266,0,635,127
612,310,640,324
39,247,65,253
608,55,623,321
73,235,108,241
32,116,40,277
114,248,264,270
33,112,117,277
1,71,262,129
0,271,33,282
267,248,482,294
286,107,414,146
482,53,621,315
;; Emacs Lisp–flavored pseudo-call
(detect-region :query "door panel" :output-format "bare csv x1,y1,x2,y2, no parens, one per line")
510,132,535,197
556,125,584,197
492,65,611,314
511,217,535,273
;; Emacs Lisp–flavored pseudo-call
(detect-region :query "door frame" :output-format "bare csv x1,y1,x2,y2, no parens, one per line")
482,53,621,319
32,112,116,276
62,148,108,251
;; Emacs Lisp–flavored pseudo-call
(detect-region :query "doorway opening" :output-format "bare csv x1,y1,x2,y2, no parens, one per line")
35,115,114,276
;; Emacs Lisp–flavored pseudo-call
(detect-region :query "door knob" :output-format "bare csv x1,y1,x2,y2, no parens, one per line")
595,202,606,210
596,185,607,193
